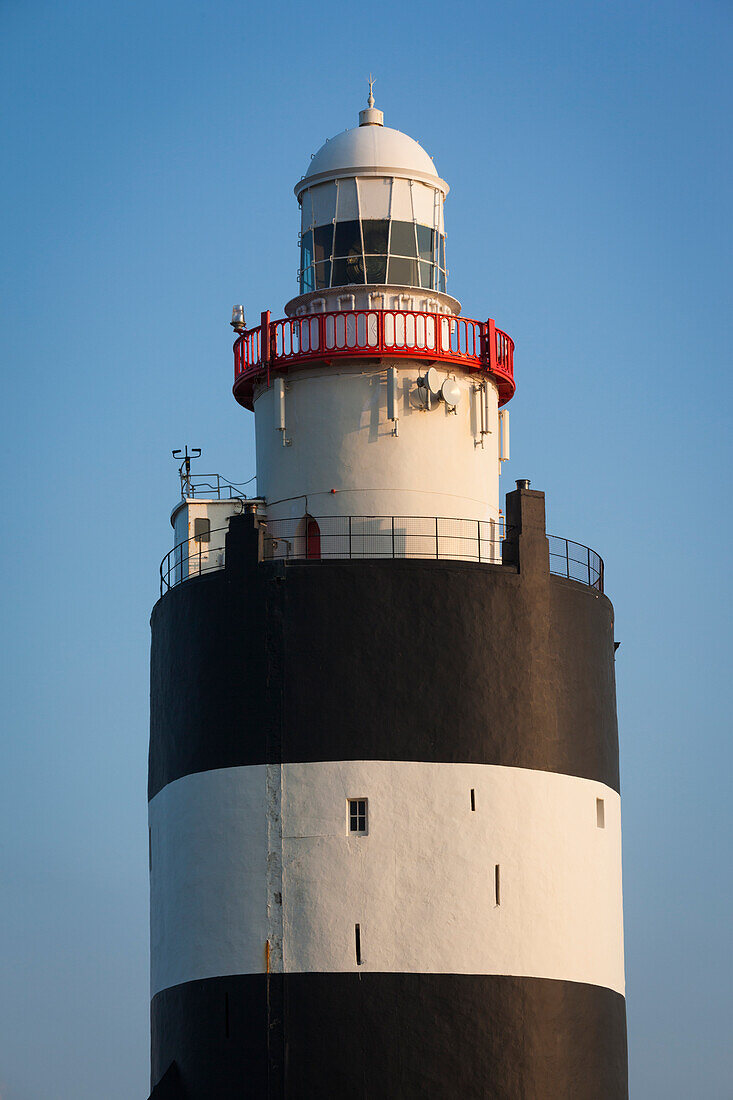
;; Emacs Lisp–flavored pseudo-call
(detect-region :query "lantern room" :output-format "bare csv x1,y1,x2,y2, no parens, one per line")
290,89,455,316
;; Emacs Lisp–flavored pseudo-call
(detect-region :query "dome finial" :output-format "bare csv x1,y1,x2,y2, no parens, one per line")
359,75,384,127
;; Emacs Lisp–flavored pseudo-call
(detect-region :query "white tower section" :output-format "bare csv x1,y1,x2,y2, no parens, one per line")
251,97,510,532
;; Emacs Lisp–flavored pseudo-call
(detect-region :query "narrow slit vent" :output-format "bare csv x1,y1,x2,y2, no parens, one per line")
355,924,362,965
494,864,501,906
470,788,476,811
596,798,605,828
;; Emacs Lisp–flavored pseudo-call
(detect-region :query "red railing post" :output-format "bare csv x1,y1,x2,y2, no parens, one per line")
487,318,497,374
260,309,271,387
260,310,270,364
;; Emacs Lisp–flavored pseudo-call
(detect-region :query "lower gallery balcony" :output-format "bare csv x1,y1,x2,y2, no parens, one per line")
159,514,604,596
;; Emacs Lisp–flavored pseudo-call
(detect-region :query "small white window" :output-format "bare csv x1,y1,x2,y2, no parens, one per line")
596,798,605,828
348,798,368,835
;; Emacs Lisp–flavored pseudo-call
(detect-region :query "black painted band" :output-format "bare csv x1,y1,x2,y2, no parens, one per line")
151,972,628,1098
149,559,620,799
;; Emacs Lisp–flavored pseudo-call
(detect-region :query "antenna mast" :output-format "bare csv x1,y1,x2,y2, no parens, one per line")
172,446,202,497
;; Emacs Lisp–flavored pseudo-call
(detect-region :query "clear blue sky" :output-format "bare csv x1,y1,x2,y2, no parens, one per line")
1,2,731,1096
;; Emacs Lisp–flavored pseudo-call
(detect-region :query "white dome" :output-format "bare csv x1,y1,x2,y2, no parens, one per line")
295,124,448,198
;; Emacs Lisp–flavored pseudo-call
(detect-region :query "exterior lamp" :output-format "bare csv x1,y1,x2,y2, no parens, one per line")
230,305,246,334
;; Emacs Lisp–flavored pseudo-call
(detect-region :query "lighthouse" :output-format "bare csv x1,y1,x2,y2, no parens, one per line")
148,90,628,1098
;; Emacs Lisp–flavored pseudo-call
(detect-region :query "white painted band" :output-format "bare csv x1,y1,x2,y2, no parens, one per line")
253,364,502,523
149,762,624,998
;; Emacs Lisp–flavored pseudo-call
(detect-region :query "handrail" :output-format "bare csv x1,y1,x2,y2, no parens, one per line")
548,534,604,592
159,517,603,595
160,524,232,595
177,473,253,500
232,308,515,409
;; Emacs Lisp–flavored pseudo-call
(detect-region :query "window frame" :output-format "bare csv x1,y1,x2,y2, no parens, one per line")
194,517,211,543
348,798,368,836
298,177,447,294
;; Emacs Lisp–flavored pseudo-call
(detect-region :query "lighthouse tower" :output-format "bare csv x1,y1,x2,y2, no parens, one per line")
148,91,628,1099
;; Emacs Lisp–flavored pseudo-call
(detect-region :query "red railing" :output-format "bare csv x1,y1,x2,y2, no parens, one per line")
233,308,515,409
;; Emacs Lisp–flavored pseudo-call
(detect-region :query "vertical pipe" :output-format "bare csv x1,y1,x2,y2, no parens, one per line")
499,410,510,460
274,378,286,431
387,366,399,435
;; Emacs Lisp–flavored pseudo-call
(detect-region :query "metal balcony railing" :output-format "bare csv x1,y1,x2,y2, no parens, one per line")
232,309,515,409
160,525,230,594
177,473,254,500
262,515,505,565
159,517,603,595
548,535,604,591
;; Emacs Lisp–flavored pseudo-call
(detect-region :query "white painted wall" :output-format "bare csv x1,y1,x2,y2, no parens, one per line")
284,285,460,318
149,762,624,998
254,363,503,524
169,499,238,584
149,766,268,996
